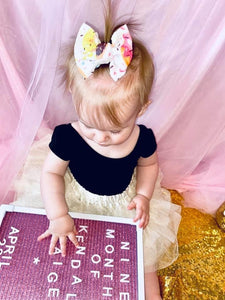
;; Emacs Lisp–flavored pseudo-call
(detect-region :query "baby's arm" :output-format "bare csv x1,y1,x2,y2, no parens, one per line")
127,151,159,228
37,151,78,256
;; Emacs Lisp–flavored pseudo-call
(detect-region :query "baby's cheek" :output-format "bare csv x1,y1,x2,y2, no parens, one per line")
117,132,129,142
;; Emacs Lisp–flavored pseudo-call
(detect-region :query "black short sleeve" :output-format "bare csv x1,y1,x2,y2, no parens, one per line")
48,123,157,195
138,125,157,158
49,125,71,161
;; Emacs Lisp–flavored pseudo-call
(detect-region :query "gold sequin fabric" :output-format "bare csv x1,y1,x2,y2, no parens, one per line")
158,191,225,300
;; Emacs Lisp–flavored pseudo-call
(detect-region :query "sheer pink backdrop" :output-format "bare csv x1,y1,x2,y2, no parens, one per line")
1,0,225,214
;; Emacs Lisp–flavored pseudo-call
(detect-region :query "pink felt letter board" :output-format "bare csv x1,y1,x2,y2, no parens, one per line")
0,205,144,299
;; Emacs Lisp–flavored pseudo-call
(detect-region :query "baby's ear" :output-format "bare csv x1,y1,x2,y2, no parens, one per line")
138,100,152,117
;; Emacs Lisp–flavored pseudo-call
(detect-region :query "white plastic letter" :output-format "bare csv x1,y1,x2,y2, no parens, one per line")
0,238,6,246
121,242,130,250
72,275,82,285
104,258,114,268
53,247,62,255
71,260,81,269
78,225,88,233
103,272,113,280
120,258,130,262
47,272,58,283
9,227,19,235
105,245,114,254
120,274,130,283
66,294,77,299
4,245,15,254
120,292,130,299
48,288,60,297
76,246,86,255
106,229,115,239
102,287,113,297
8,236,18,244
91,254,101,264
76,236,84,243
0,261,10,268
90,270,100,278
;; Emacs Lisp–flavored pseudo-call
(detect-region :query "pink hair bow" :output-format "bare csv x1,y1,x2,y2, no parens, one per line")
74,23,133,81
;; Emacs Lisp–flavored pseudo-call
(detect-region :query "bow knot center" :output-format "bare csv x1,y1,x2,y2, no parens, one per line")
96,42,107,56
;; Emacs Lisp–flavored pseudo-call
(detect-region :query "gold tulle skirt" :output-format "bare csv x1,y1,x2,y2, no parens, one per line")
64,168,181,272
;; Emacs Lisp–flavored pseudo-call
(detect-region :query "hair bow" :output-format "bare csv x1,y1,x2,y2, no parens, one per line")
74,23,133,81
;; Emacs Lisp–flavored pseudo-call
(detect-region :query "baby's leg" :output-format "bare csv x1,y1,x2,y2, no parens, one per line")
144,271,162,300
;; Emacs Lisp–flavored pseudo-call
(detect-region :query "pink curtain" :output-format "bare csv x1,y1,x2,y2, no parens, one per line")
1,0,225,214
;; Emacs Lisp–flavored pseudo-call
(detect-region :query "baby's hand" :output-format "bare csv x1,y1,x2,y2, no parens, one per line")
37,214,79,257
127,194,150,229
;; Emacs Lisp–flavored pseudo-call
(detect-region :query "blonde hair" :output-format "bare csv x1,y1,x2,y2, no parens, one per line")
65,7,154,127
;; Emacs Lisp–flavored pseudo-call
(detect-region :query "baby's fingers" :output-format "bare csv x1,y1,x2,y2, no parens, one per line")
59,236,67,257
49,235,59,255
68,232,79,248
127,201,136,210
37,230,51,242
133,207,143,223
139,214,149,229
133,208,149,228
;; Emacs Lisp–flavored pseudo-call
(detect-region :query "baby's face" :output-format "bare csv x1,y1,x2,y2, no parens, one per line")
77,109,138,147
